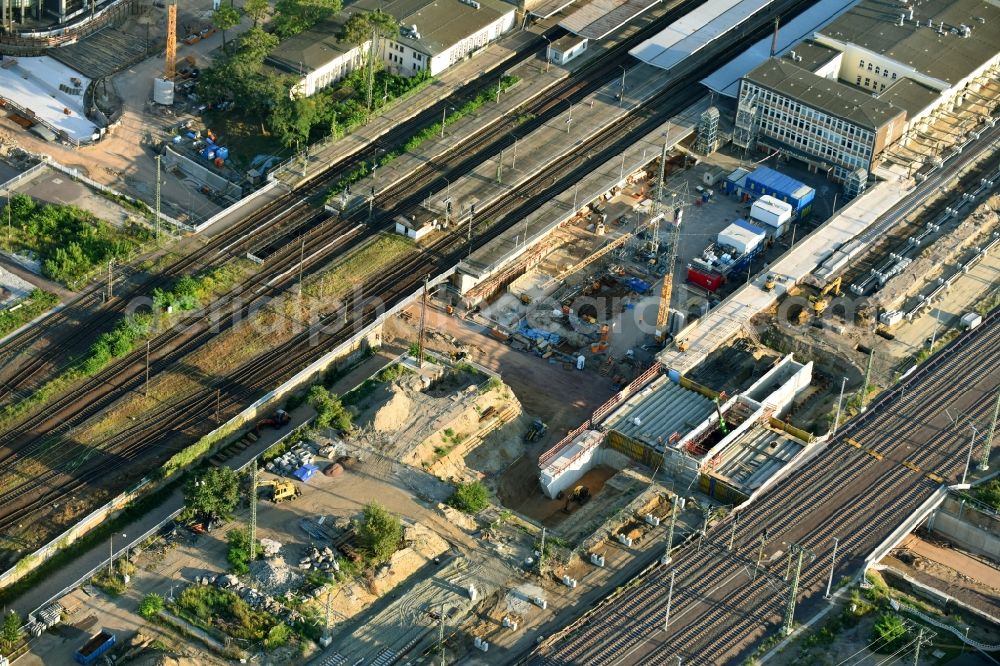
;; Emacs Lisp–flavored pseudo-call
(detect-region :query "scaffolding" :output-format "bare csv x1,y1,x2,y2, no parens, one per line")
733,89,760,150
843,168,868,199
695,106,720,155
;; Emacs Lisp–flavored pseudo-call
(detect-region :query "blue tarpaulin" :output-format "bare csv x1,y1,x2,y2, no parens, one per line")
518,322,561,345
624,277,651,293
292,464,319,482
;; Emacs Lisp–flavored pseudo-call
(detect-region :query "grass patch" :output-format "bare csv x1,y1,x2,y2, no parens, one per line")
305,234,414,300
0,289,58,337
171,585,280,643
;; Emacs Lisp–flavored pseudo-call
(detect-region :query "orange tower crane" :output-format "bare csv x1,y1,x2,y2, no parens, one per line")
165,4,178,80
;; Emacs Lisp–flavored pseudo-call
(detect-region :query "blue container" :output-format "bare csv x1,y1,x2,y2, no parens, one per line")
701,190,709,202
185,131,197,140
745,166,815,217
216,146,230,160
204,137,216,146
172,135,182,144
667,369,681,383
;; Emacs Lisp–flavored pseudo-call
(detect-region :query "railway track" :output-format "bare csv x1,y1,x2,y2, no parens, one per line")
0,0,823,556
531,307,1000,665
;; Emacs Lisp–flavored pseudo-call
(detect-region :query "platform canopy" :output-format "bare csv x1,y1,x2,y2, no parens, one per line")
529,0,578,19
629,0,772,71
559,0,662,39
699,0,861,97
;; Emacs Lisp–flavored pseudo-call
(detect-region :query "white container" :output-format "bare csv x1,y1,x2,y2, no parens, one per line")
960,312,982,329
750,195,792,236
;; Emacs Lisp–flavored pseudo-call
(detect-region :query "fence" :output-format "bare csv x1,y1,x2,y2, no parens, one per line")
538,362,663,467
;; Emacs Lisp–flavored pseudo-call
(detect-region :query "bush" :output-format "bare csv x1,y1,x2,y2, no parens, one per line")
227,528,260,575
870,612,907,652
264,622,291,650
356,502,403,564
449,481,490,514
1,610,24,651
138,592,165,619
0,289,59,337
308,385,353,432
974,479,1000,512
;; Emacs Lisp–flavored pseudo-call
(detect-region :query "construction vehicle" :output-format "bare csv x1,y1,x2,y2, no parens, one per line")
524,419,548,443
255,409,291,434
259,479,301,503
590,324,610,354
764,274,776,291
807,276,843,317
562,485,591,512
676,338,689,351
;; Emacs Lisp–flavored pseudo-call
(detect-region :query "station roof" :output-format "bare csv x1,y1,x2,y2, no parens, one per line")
602,376,715,450
559,0,662,39
0,56,97,142
744,57,905,130
267,17,353,74
629,0,771,71
530,0,578,19
816,0,1000,85
699,0,857,97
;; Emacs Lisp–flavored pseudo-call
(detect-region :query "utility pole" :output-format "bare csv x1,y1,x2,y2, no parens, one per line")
248,458,258,561
728,511,739,551
145,341,151,397
438,601,446,666
107,259,114,301
298,236,305,297
661,498,679,565
215,388,221,424
824,537,839,599
781,544,811,636
752,529,768,582
697,505,711,552
912,627,926,666
663,568,676,633
497,149,503,184
467,204,475,259
832,377,847,436
417,275,429,368
860,347,874,413
321,590,333,646
979,390,999,471
538,526,546,573
154,154,161,241
496,72,502,104
961,425,978,485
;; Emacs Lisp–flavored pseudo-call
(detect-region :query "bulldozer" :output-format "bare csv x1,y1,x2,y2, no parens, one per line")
259,479,301,503
255,409,291,434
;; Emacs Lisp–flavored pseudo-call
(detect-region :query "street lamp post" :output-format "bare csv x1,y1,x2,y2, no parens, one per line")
824,537,839,599
961,425,978,485
541,35,551,72
618,65,627,107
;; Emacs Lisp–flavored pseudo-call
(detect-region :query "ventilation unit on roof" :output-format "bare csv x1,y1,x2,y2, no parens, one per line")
459,0,481,7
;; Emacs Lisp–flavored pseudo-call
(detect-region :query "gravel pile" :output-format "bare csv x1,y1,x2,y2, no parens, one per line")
249,556,303,595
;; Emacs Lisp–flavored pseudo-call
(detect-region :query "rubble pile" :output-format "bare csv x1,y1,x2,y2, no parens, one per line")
195,575,306,624
249,556,303,595
299,546,341,572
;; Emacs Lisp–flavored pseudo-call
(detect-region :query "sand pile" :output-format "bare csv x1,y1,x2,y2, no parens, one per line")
373,387,412,432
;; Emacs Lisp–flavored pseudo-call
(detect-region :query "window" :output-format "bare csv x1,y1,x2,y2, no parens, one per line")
859,59,865,68
883,70,889,78
856,75,862,85
880,83,886,91
867,63,873,71
891,72,897,80
865,77,870,87
874,66,880,75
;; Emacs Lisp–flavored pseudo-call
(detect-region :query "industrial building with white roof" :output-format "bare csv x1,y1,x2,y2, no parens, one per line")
267,0,515,97
730,0,1000,181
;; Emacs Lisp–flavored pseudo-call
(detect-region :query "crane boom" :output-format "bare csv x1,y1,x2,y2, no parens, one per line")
165,4,177,80
655,207,682,339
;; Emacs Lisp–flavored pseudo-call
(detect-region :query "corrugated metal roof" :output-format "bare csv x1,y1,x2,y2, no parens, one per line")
530,0,578,19
732,218,766,235
746,166,813,201
699,0,860,97
628,0,772,70
714,426,802,490
602,377,714,449
559,0,662,39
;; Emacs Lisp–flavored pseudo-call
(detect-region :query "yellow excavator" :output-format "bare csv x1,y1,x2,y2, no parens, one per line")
259,479,301,503
808,276,843,317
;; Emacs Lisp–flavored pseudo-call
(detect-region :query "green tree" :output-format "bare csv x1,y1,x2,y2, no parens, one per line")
1,610,23,650
273,0,341,38
356,502,402,563
307,385,352,432
340,10,399,116
5,193,35,222
243,0,269,27
270,94,319,148
236,25,279,63
212,4,242,53
870,613,907,652
184,467,240,518
449,481,490,514
138,592,165,620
